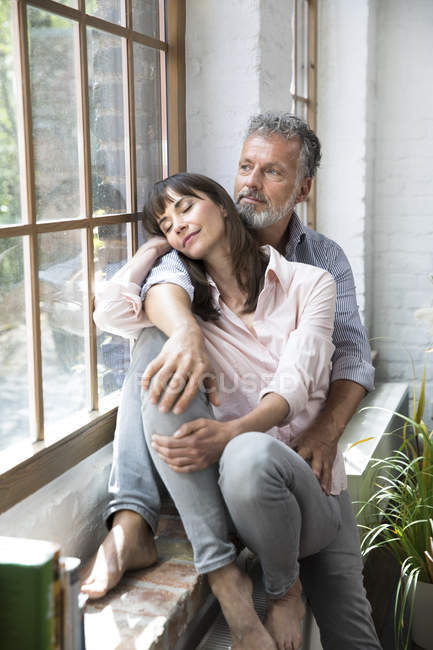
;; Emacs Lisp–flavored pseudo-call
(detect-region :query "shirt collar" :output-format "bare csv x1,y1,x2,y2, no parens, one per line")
283,212,307,260
207,213,306,300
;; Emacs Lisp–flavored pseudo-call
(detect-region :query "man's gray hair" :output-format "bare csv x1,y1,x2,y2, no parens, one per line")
245,111,321,179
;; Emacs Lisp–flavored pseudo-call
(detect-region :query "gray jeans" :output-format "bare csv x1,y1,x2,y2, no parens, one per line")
105,327,381,649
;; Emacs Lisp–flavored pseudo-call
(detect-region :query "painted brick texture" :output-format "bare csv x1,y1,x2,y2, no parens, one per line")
372,0,433,426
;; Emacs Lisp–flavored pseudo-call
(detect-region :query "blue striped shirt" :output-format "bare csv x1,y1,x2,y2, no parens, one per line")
141,214,374,392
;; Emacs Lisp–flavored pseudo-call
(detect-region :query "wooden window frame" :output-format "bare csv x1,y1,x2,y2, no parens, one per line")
291,0,317,230
0,0,186,515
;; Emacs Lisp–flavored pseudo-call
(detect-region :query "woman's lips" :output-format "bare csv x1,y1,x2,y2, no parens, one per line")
183,230,200,247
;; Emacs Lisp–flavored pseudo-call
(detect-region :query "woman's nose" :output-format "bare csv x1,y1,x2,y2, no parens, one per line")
174,220,187,234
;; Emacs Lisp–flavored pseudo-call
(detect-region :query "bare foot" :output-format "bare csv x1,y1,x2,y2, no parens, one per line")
264,578,305,650
81,510,157,599
208,563,277,650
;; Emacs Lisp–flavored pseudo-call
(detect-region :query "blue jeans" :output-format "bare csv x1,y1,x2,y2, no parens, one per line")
104,327,381,649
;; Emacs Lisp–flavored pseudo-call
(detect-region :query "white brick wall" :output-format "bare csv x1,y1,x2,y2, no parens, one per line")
316,0,433,427
185,0,433,426
372,0,433,426
186,0,293,192
316,0,372,324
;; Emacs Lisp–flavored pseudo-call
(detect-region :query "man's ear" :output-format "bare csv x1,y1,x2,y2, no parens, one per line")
296,177,312,203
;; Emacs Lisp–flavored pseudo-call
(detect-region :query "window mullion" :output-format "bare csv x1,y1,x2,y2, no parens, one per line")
307,0,317,229
82,227,98,412
78,13,98,412
293,0,298,111
160,0,168,178
125,0,138,256
124,30,135,217
14,0,45,442
166,0,186,174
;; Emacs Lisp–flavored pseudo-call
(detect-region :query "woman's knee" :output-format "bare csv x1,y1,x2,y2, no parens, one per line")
141,379,213,444
219,432,284,502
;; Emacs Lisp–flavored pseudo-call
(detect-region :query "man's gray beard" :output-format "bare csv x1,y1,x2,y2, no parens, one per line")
237,194,298,230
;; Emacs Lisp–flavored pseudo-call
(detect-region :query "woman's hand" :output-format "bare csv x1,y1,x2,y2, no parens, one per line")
128,236,171,286
151,419,239,472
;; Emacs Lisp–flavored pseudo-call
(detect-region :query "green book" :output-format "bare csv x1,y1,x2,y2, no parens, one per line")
0,536,60,650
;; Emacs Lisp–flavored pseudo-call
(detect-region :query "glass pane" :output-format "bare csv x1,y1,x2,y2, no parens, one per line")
132,0,160,39
39,230,87,436
27,7,81,222
94,223,130,397
88,28,128,216
134,43,163,212
0,238,30,451
56,0,79,8
0,1,22,225
86,0,125,27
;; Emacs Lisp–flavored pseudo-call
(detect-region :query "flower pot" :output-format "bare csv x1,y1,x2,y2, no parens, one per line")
411,580,433,649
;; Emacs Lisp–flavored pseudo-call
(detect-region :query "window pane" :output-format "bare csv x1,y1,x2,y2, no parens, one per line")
56,0,79,8
88,28,128,216
0,238,30,451
0,1,22,225
134,43,163,212
39,230,87,436
27,7,81,222
94,223,130,397
86,0,126,27
132,0,160,39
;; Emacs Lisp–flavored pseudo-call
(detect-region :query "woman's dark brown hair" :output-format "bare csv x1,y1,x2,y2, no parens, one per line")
142,173,268,321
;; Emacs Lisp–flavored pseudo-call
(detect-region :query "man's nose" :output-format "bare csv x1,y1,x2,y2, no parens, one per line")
245,166,262,189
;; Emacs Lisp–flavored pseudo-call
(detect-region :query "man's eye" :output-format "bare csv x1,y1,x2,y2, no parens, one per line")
267,168,280,176
239,164,251,172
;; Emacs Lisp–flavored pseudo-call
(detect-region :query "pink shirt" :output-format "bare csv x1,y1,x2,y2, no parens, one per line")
94,245,346,494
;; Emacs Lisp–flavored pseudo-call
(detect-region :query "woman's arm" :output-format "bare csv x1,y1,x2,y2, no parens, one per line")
93,237,170,338
258,269,337,422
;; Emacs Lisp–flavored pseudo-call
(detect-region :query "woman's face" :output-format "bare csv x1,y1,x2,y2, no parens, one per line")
156,190,228,260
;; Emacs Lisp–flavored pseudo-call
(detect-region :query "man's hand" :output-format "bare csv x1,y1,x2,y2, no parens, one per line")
290,379,367,495
142,324,220,414
290,426,338,495
151,419,235,472
128,237,171,286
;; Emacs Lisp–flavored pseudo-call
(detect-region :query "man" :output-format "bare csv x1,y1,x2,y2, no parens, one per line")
85,112,380,649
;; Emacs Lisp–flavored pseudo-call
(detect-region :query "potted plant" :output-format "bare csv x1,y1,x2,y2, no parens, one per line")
358,366,433,649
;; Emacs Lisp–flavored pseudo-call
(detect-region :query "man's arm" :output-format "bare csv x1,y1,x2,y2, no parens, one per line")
143,283,220,412
290,241,373,494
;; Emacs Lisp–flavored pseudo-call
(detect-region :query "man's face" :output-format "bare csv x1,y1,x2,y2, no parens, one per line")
234,134,309,229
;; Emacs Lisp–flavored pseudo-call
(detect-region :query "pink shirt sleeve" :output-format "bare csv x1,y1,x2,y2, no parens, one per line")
259,269,336,421
93,279,154,339
93,245,162,339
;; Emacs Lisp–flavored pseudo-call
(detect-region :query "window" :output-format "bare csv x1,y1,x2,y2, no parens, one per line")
0,0,185,511
290,0,317,229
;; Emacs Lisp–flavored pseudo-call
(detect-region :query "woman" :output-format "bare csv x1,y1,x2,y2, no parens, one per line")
94,173,342,650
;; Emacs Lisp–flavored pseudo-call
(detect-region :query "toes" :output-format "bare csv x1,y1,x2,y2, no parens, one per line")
81,581,108,599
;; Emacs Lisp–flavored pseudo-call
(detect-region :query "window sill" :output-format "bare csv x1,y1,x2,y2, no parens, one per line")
0,394,119,515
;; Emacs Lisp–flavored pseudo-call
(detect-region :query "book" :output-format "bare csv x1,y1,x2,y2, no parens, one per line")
0,536,60,650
